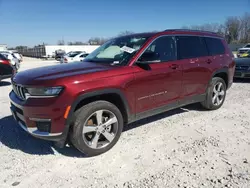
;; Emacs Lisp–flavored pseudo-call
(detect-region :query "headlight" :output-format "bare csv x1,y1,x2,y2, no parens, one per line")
26,86,63,96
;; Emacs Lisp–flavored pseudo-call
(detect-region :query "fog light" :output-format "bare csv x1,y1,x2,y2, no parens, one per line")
36,121,51,132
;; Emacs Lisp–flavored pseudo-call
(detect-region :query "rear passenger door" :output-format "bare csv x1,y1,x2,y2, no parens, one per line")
176,36,211,97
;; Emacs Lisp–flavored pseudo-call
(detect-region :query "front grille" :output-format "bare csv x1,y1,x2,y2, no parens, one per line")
235,65,249,71
12,82,26,100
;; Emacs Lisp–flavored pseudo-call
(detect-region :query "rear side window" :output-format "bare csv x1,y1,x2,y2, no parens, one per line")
177,36,208,59
204,37,225,55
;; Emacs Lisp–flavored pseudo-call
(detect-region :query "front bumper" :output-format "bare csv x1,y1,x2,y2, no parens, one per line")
9,90,71,143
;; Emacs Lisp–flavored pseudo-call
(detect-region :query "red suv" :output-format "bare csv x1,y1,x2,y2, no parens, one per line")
9,29,235,156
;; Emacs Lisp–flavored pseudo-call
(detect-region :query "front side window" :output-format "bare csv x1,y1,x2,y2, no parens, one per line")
177,36,208,59
138,36,176,63
84,36,150,66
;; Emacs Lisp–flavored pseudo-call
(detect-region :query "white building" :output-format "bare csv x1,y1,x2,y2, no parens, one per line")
0,44,7,51
18,45,100,58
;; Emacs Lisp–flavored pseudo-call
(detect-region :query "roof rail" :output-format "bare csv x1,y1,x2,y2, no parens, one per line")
164,29,218,34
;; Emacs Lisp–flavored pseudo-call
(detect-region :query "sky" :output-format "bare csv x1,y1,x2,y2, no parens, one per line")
0,0,249,47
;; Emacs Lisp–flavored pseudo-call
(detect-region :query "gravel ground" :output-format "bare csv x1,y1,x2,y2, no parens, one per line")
0,57,249,188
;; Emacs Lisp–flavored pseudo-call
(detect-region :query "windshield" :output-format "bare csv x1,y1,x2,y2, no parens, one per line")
83,36,150,65
244,44,250,48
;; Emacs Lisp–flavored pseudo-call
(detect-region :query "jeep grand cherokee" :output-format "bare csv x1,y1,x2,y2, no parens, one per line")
9,29,235,156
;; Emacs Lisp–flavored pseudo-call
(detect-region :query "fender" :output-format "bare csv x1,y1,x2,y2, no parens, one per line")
65,88,134,127
208,67,229,87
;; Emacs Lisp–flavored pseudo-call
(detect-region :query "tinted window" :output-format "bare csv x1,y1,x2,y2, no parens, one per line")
138,36,176,62
245,45,250,48
68,53,80,57
0,53,8,60
177,36,208,59
204,37,225,55
80,54,88,58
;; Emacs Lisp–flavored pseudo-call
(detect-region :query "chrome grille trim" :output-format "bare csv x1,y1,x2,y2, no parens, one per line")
12,82,26,100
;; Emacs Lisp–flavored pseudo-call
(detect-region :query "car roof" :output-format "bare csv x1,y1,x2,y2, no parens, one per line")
117,29,222,39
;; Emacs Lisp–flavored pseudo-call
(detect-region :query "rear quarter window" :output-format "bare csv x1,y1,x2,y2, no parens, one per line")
204,37,225,56
177,36,208,59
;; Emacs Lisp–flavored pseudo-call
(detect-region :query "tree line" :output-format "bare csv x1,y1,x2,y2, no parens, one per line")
57,31,134,46
62,12,250,46
12,12,250,50
182,12,250,44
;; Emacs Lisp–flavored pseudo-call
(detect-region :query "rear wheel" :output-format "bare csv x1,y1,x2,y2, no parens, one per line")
201,77,226,110
70,100,123,156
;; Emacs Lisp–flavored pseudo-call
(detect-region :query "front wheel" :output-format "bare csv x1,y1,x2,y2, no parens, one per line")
201,77,227,110
70,100,124,156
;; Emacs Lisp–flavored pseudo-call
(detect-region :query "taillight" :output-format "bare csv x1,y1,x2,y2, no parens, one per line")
0,59,10,65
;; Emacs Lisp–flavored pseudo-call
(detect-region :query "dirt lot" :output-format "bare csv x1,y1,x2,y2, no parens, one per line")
0,57,249,188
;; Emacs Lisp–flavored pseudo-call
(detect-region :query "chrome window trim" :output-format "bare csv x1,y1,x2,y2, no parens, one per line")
133,34,223,64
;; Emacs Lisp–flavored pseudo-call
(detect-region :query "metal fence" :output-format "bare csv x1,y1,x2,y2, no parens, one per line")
17,46,46,58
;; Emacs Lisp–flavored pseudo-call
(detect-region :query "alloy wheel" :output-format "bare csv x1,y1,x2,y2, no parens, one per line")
212,82,225,106
82,110,118,149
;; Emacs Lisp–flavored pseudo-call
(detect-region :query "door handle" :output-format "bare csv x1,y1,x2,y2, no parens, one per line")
170,64,179,69
206,59,212,64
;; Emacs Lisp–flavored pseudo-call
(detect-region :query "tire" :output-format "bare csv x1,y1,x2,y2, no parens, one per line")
201,77,227,110
70,100,124,156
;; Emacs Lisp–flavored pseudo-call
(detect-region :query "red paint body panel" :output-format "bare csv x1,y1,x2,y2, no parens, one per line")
9,30,235,139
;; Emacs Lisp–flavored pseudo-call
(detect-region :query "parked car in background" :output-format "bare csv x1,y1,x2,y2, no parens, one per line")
60,51,87,63
240,50,250,58
9,29,235,156
0,53,15,81
234,58,250,78
11,50,23,62
237,43,250,57
55,49,66,61
0,51,20,70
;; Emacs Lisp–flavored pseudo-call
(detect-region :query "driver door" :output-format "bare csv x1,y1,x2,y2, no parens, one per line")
132,36,183,115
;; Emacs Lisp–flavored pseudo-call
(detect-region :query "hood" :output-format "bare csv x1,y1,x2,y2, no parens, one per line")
13,61,116,85
235,58,250,65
